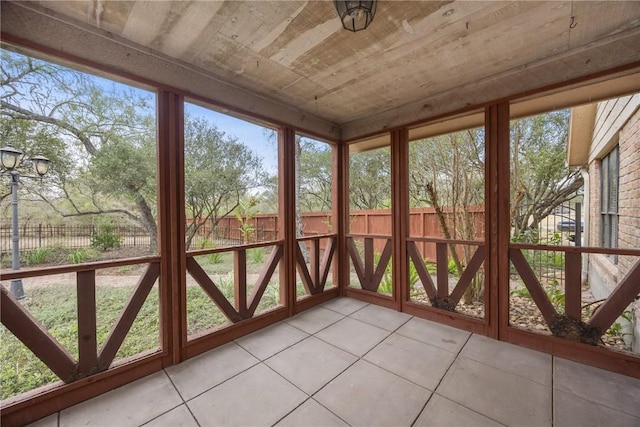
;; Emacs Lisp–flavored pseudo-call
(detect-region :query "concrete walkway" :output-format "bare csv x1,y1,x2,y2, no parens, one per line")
29,298,640,427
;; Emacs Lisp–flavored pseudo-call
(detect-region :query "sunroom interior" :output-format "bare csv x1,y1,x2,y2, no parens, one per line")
2,1,640,426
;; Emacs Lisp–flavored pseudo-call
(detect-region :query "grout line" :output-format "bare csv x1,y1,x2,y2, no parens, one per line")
176,355,261,403
284,310,346,335
136,370,196,427
551,355,555,427
410,331,473,426
163,368,188,404
312,398,353,426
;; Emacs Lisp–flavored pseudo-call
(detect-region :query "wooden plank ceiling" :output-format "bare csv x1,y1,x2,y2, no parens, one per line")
3,1,640,141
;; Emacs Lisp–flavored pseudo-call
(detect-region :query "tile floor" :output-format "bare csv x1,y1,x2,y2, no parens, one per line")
29,298,640,427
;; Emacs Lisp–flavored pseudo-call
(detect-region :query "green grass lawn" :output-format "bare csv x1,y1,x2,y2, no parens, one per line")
1,285,160,400
1,247,320,400
1,279,283,400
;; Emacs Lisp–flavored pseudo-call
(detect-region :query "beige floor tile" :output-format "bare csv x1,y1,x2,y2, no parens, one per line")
235,322,309,360
396,317,470,353
266,336,357,394
315,360,431,426
276,399,348,426
364,333,456,390
554,389,640,427
165,341,259,400
188,364,306,427
286,307,345,334
59,371,182,427
25,300,640,427
321,297,368,315
554,357,640,418
414,394,504,427
143,404,199,427
437,357,551,427
461,334,552,386
316,317,390,357
349,303,412,331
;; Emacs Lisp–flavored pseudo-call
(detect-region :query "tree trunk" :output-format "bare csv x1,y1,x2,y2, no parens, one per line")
133,192,157,253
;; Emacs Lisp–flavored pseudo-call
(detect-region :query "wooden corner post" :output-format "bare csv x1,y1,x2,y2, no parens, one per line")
485,102,510,340
391,128,409,311
156,90,185,364
279,127,297,315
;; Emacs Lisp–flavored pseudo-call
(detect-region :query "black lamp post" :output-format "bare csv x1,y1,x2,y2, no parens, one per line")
1,145,51,300
334,0,377,32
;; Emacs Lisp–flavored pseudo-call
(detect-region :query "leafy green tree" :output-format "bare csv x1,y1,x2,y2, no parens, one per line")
409,128,485,303
510,110,583,241
1,49,158,251
349,147,391,210
297,138,332,212
184,116,266,250
409,128,484,217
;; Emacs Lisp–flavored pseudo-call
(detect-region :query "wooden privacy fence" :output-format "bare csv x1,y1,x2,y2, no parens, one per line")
197,206,484,260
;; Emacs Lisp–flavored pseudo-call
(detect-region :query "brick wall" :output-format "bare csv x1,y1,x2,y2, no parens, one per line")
617,107,640,278
589,105,640,351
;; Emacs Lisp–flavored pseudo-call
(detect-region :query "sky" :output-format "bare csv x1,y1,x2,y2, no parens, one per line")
184,102,279,174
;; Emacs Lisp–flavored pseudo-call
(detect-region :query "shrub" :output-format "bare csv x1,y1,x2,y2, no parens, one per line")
249,247,264,264
25,247,53,265
447,258,458,275
69,248,88,264
208,252,223,264
91,224,122,251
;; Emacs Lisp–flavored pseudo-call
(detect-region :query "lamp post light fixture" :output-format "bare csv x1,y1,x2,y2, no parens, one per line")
0,145,51,300
334,0,377,32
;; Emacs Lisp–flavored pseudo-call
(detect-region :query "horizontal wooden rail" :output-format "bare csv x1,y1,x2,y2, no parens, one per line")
510,243,640,256
296,233,338,242
346,233,392,239
0,256,160,281
407,237,485,246
186,239,284,257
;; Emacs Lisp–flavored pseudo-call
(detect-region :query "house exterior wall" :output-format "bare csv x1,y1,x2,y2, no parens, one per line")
587,96,640,350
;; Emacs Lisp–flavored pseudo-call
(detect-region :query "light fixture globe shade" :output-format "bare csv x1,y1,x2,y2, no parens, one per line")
31,155,51,176
0,146,23,170
334,0,376,32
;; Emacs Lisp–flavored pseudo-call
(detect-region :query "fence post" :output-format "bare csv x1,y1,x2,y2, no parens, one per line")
38,223,42,248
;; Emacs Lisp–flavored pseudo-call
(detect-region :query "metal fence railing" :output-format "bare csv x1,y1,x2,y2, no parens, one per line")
0,224,151,255
0,223,277,254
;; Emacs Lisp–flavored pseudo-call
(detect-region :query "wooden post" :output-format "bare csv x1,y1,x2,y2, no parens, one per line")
564,252,582,320
334,143,349,296
391,128,409,311
311,238,320,287
156,90,185,363
77,270,97,376
279,127,297,315
436,243,449,298
234,249,248,317
486,102,511,340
